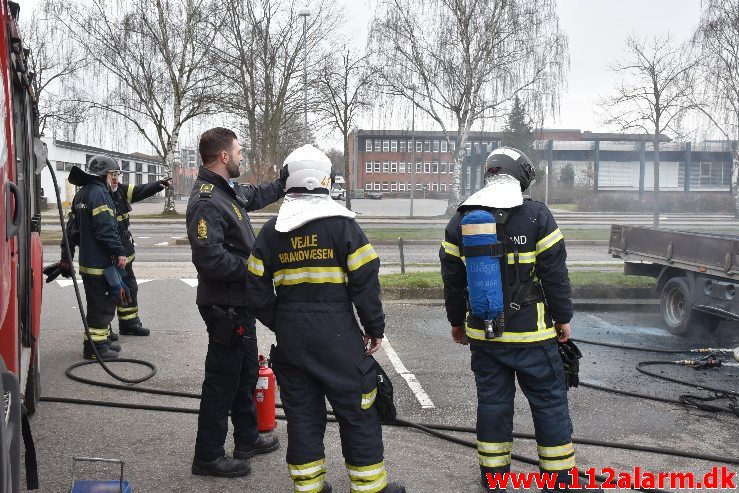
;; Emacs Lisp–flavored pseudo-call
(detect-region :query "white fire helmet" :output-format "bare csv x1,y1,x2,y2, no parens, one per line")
283,145,332,194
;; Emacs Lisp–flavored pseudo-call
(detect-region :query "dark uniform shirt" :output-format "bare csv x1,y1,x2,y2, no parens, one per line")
440,199,571,346
63,180,125,275
186,166,284,307
244,215,385,338
112,181,165,259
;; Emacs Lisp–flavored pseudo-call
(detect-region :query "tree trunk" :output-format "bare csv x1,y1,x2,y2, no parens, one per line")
343,132,352,210
445,145,465,216
732,143,739,218
653,138,660,228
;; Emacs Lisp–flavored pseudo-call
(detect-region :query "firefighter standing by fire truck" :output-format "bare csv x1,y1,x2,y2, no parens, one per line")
440,147,601,493
109,174,172,337
244,145,405,493
186,127,286,478
58,155,129,360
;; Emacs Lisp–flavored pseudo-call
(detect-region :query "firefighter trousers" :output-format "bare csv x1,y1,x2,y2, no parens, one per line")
81,274,116,344
194,305,260,462
271,302,386,493
116,262,141,329
471,342,575,487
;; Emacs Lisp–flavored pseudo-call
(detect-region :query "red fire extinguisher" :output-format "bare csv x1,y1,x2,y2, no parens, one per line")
254,354,276,432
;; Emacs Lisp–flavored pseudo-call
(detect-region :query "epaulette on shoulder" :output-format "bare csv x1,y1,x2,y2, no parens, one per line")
199,183,214,198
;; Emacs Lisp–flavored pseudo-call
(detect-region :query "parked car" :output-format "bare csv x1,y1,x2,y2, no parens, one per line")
330,186,345,200
366,191,383,200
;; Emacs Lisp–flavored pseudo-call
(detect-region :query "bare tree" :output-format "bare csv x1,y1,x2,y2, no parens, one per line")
52,0,221,213
22,1,88,137
214,0,339,183
693,0,739,216
601,34,699,227
370,0,568,214
315,48,374,209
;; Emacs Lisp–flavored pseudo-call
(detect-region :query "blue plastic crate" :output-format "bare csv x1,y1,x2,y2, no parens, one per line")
70,479,132,492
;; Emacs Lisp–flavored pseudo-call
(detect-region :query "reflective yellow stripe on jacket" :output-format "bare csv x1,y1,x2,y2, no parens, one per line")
465,303,556,343
273,266,348,287
347,244,378,271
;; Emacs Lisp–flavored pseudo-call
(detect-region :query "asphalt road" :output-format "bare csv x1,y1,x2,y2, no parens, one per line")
25,278,739,492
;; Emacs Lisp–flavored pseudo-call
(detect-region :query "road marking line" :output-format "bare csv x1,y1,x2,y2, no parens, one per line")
181,278,199,287
137,236,151,239
170,236,181,239
382,335,435,409
56,280,76,287
154,242,169,246
137,279,152,285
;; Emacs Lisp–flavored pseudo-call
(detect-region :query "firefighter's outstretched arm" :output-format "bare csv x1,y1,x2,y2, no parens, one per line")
534,207,573,326
121,179,170,204
187,200,248,282
244,236,277,330
238,179,286,212
344,221,385,340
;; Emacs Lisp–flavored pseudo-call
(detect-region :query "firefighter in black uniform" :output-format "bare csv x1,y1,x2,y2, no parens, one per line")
441,147,599,493
186,127,285,478
244,145,405,493
60,155,128,360
110,175,173,337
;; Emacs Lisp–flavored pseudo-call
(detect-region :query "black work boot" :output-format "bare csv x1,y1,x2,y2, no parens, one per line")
119,321,150,336
191,455,251,477
380,482,406,492
108,341,122,352
83,341,119,360
233,433,279,459
108,330,119,342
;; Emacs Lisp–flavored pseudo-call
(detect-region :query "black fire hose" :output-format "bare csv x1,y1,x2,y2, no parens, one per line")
46,160,157,384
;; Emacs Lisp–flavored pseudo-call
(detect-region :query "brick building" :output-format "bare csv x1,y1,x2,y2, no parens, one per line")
347,129,734,198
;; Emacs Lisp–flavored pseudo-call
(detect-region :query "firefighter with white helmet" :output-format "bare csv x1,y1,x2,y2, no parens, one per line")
245,145,405,493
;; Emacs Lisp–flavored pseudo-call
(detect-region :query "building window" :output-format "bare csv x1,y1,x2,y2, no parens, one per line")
391,141,397,152
366,162,373,173
374,161,381,173
399,162,406,173
374,182,381,191
441,162,448,173
450,141,456,152
390,162,398,173
399,141,406,153
416,183,422,191
135,162,143,172
416,141,422,152
424,141,430,152
407,182,412,190
441,140,448,153
382,182,389,191
416,162,422,173
56,161,75,171
432,183,439,191
441,183,447,192
136,174,143,185
424,162,430,173
465,142,472,155
391,182,397,191
148,174,157,184
450,162,456,173
148,164,157,174
433,140,439,152
121,160,130,171
383,140,389,152
399,182,405,191
432,161,438,173
474,142,480,155
383,161,389,172
366,139,372,152
374,140,381,152
365,182,372,190
408,140,413,151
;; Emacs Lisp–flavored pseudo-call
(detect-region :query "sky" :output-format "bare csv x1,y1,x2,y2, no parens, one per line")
20,0,705,150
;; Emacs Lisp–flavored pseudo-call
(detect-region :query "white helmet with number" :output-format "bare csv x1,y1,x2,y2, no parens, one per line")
283,145,332,194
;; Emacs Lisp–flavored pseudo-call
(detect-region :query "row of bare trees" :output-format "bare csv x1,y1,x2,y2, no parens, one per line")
601,0,739,222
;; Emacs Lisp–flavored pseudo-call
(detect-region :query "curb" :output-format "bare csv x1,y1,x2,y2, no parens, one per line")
381,296,659,312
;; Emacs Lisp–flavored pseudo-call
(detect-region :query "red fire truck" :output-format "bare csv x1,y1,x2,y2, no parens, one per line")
0,1,44,491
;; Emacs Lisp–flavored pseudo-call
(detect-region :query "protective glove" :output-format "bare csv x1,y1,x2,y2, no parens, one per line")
158,177,173,189
43,260,74,283
278,165,290,190
557,340,582,390
103,265,132,306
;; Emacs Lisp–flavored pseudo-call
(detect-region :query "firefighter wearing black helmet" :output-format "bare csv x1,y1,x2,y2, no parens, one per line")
109,173,173,337
60,155,127,360
440,147,599,493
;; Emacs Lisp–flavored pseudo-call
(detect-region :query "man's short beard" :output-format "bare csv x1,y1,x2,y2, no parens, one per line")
227,158,241,179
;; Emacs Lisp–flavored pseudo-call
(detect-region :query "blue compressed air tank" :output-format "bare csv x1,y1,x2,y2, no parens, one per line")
461,210,504,321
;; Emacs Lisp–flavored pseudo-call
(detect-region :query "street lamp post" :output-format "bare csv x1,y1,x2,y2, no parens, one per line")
299,7,310,144
410,85,416,217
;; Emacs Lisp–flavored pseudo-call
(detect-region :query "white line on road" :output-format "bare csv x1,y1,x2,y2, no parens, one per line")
181,278,199,287
56,278,153,287
154,242,169,246
170,236,181,239
137,236,151,239
137,279,152,285
382,335,435,409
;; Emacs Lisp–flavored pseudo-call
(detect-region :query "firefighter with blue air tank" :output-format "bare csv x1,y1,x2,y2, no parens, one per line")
440,146,601,492
244,145,405,493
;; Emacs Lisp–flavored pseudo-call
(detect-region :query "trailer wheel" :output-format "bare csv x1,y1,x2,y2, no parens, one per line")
660,277,720,335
